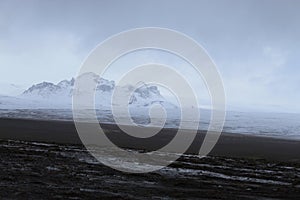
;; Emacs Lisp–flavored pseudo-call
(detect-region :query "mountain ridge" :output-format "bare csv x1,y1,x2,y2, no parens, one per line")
0,73,176,110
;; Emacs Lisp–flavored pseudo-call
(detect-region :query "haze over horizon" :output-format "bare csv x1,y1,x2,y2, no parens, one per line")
0,0,299,112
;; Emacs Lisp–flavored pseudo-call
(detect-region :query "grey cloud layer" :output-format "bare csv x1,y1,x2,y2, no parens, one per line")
0,0,299,111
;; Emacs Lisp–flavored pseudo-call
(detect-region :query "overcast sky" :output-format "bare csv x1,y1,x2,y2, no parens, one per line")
0,0,299,112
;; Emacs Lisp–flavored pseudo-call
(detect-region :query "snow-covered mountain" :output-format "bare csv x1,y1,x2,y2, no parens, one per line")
0,82,25,96
0,73,177,110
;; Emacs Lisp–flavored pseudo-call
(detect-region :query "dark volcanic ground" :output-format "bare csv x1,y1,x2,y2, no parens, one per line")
0,140,299,199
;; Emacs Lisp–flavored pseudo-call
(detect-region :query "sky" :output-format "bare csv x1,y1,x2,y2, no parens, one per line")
0,0,299,112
